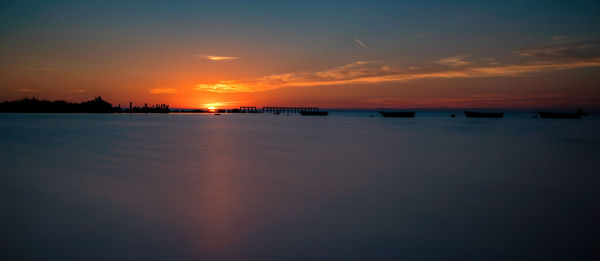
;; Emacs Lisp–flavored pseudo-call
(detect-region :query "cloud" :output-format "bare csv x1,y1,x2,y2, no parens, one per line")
436,55,471,67
194,58,600,93
315,61,395,79
193,40,600,93
134,71,184,75
354,38,368,49
515,45,583,58
14,88,40,93
278,59,600,88
195,55,239,61
67,89,87,93
514,36,600,58
203,101,237,108
194,81,256,92
149,87,177,94
484,58,499,65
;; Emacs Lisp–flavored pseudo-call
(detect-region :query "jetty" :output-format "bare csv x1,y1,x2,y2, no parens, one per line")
240,106,260,113
228,106,322,113
263,107,320,113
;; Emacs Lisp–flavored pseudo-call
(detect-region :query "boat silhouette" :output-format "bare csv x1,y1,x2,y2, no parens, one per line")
299,110,328,116
537,110,586,119
464,111,503,118
379,111,415,117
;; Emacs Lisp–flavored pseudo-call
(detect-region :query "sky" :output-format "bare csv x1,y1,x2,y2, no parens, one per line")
1,0,600,109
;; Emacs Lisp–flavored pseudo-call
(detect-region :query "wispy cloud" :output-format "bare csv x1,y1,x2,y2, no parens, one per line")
203,101,237,108
193,58,600,93
484,58,499,65
195,55,240,61
436,55,471,67
277,59,600,87
149,87,178,94
315,61,394,79
66,89,87,93
14,88,40,93
193,39,600,93
134,71,184,75
514,36,600,58
194,81,254,92
354,38,368,49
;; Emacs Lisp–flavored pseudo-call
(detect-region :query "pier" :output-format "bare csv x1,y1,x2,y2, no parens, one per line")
262,107,319,113
240,106,259,113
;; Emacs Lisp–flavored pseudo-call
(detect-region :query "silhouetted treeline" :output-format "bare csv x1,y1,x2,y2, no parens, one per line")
0,97,117,113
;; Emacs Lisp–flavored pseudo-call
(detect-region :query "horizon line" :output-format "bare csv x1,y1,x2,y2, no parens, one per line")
2,97,598,112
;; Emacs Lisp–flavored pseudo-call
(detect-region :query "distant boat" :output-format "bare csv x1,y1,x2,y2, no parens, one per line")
464,111,503,118
299,111,328,116
537,110,586,119
379,111,415,118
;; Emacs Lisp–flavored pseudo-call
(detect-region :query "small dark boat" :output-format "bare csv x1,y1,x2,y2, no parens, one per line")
537,110,586,119
464,111,503,118
379,111,415,118
299,111,328,116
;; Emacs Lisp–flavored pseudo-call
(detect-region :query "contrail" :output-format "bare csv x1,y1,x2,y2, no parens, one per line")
354,38,368,49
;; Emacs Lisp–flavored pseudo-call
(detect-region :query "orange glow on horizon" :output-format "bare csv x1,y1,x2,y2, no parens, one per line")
2,55,600,110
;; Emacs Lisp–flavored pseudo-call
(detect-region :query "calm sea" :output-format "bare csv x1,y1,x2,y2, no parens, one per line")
1,112,599,260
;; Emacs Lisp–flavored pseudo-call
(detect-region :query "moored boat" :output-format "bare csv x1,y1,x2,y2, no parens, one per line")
464,111,503,118
379,111,415,118
537,110,586,119
299,110,328,116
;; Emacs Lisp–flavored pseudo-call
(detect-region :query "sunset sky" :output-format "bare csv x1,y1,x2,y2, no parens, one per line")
1,0,599,109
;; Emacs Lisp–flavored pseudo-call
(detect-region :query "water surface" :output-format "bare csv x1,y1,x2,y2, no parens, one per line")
1,112,599,260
